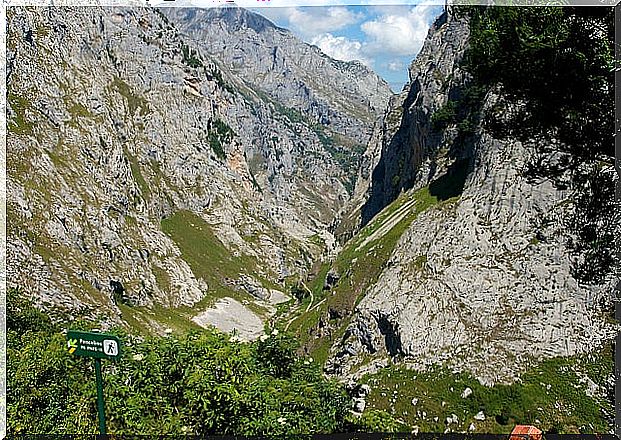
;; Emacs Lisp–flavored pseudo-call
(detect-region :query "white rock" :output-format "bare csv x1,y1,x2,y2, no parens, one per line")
461,387,473,398
353,398,366,413
474,411,485,421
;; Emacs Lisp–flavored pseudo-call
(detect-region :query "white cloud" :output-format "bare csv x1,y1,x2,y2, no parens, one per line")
260,6,363,39
361,5,437,56
387,60,405,71
310,33,372,67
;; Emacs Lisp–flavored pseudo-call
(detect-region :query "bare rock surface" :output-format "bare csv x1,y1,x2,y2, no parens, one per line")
192,297,264,341
325,11,617,384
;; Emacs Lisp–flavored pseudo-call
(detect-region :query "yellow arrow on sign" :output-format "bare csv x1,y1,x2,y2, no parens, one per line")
67,338,78,354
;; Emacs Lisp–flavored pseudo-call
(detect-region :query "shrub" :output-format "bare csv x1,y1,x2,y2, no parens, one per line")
8,291,350,435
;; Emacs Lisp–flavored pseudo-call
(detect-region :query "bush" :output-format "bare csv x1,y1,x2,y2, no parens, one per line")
8,291,350,435
430,100,456,131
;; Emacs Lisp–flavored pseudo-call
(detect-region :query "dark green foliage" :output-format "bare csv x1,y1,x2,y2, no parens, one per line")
461,6,614,161
430,100,456,131
252,332,297,378
207,118,235,160
430,84,487,139
207,67,235,94
181,43,203,68
277,105,306,124
457,6,617,283
208,133,226,160
7,287,55,335
290,283,309,302
8,291,351,435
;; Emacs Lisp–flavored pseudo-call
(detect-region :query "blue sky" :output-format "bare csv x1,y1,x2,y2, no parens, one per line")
252,5,443,92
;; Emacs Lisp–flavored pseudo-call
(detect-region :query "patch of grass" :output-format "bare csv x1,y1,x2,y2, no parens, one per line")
8,93,35,136
152,265,171,293
66,100,93,119
360,344,613,434
161,210,251,284
124,148,150,199
117,302,202,335
412,255,428,269
110,76,150,116
160,210,275,314
315,127,365,194
289,186,444,361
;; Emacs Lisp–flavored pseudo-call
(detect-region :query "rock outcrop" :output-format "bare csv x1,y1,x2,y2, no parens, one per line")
324,11,617,384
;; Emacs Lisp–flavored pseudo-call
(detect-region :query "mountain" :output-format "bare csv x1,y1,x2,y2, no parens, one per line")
6,5,390,335
287,11,616,387
163,7,391,146
7,3,617,435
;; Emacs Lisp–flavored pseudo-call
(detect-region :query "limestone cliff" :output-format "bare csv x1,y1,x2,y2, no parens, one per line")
292,11,617,385
6,6,391,333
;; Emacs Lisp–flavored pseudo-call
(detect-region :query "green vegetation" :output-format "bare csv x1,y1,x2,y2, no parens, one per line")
181,43,203,68
315,127,366,194
207,118,235,160
110,76,150,117
7,92,35,135
208,66,235,94
8,288,350,435
429,84,487,139
124,148,150,199
430,100,456,131
275,103,306,124
287,186,448,364
159,210,273,311
360,347,613,434
161,210,251,286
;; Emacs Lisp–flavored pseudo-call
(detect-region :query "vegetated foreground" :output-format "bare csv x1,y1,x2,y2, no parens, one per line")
7,3,618,436
7,288,614,435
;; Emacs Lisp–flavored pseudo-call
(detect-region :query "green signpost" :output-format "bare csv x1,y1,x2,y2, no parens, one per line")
66,330,122,435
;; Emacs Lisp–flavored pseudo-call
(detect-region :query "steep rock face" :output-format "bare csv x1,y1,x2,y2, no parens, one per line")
164,7,392,147
335,13,467,241
361,12,469,225
6,6,378,329
326,11,616,384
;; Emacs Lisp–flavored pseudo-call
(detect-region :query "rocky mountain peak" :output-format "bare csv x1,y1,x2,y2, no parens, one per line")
164,6,393,146
173,6,280,34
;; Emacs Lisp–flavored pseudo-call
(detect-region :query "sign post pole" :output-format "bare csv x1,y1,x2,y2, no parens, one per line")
66,330,121,435
94,358,107,435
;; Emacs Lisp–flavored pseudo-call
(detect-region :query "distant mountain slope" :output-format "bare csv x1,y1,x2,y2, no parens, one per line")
6,6,387,332
163,7,392,146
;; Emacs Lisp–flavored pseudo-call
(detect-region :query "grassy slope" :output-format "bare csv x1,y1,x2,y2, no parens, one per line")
360,344,613,434
118,210,275,335
285,185,453,364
